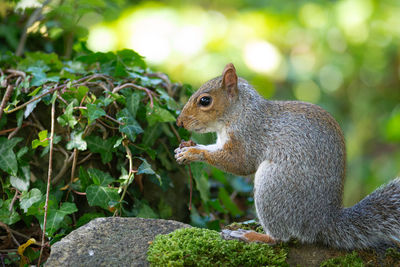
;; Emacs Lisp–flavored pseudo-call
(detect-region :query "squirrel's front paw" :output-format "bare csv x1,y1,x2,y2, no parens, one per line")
174,146,204,165
221,229,276,244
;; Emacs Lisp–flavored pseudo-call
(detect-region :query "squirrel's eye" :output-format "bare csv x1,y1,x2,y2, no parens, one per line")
199,96,212,107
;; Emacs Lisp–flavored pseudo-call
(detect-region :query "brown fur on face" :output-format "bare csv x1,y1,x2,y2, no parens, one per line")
176,64,238,133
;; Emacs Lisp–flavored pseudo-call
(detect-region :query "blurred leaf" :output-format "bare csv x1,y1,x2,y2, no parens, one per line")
208,199,226,213
158,199,172,219
86,185,119,210
385,110,400,142
24,88,49,118
190,162,210,203
10,174,29,192
146,103,175,126
12,164,31,192
156,89,180,111
16,109,23,127
18,52,62,71
19,188,42,213
231,176,253,193
126,91,141,117
78,166,91,191
16,146,28,159
0,137,22,176
118,108,143,142
142,124,162,147
42,202,78,236
76,212,104,227
57,102,77,128
86,103,106,124
136,202,158,218
218,187,243,217
116,49,146,69
0,199,20,225
211,167,228,185
86,135,117,164
66,131,87,150
87,168,114,186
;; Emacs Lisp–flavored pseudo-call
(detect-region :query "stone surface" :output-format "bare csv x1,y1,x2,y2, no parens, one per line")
45,217,191,267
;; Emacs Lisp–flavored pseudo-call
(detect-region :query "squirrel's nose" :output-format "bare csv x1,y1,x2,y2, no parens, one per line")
176,116,183,128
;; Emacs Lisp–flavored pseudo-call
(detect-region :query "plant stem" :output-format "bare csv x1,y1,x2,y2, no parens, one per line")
37,93,56,266
114,138,136,217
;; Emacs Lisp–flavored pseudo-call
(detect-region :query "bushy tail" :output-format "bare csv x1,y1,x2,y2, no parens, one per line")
321,178,400,250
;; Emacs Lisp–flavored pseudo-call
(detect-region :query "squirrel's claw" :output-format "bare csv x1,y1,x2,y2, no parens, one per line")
174,147,190,165
174,146,204,165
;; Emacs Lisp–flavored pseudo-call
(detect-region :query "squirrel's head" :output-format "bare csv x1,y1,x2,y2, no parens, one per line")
176,63,239,133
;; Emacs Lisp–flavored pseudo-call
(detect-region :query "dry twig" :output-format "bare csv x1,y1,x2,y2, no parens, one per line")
37,92,56,266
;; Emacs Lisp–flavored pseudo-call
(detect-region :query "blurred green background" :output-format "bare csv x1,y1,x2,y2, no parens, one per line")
1,0,400,206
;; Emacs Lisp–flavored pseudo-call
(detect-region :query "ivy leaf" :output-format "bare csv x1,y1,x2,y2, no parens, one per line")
86,136,117,164
16,109,24,127
42,202,78,236
146,103,175,126
10,162,30,192
87,168,114,186
0,199,20,225
66,131,87,150
10,174,29,192
136,202,158,219
76,212,104,228
32,130,49,149
118,108,143,142
116,49,146,69
137,157,156,175
190,162,210,203
57,102,77,128
142,124,162,147
156,89,180,111
86,185,120,210
218,187,243,216
126,91,141,117
0,137,22,176
137,157,162,185
26,66,48,87
86,103,106,124
78,166,91,191
76,86,89,102
16,146,29,159
19,188,43,213
24,87,49,118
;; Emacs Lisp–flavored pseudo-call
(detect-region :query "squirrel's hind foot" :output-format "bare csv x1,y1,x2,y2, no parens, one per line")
221,229,276,244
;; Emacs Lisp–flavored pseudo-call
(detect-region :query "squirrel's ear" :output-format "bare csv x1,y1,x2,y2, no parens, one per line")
222,63,238,97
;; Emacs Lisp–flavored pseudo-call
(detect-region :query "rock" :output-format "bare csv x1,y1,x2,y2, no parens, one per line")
45,217,191,267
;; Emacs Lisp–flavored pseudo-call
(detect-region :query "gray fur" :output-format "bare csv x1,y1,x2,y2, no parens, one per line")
177,75,400,249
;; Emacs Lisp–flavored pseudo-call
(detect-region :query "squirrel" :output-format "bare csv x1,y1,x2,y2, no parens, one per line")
174,63,400,250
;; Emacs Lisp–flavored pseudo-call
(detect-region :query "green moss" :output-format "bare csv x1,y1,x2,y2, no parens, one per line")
147,227,288,266
320,251,364,267
384,247,400,266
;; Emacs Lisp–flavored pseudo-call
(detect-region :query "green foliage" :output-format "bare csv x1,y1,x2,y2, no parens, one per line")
32,130,49,148
0,137,22,176
147,227,288,266
0,48,196,248
1,2,255,266
320,251,364,267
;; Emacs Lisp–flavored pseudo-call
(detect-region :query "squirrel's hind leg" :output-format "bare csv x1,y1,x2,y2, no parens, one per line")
221,229,276,244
